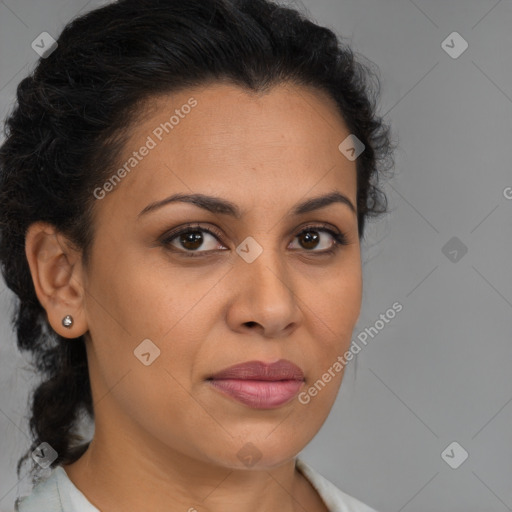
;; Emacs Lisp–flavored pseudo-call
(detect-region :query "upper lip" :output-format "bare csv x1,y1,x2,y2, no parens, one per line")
208,359,304,381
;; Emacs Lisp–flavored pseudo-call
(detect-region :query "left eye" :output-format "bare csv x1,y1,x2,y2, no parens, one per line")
289,228,341,251
161,225,346,254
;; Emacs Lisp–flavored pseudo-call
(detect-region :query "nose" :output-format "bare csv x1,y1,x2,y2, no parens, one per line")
225,243,302,338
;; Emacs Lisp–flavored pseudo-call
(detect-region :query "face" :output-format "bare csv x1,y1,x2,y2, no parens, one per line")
72,81,362,470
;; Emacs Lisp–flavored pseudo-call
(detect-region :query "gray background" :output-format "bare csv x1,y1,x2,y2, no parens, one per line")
1,1,512,511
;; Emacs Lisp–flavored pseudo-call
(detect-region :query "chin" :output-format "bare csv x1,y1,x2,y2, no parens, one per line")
199,435,306,471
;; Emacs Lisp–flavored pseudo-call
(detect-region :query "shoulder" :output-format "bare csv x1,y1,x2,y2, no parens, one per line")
15,468,63,512
296,458,380,512
15,466,100,512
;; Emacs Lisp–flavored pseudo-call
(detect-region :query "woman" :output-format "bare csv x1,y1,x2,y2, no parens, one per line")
0,0,395,510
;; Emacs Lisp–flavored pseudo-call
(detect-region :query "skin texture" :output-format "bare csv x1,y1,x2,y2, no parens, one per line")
25,81,362,512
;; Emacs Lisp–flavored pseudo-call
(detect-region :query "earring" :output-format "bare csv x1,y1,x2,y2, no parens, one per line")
62,315,74,329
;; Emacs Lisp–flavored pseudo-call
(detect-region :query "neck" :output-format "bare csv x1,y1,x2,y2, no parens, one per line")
63,431,320,512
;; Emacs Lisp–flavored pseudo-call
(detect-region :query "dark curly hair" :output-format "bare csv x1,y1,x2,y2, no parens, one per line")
0,0,396,489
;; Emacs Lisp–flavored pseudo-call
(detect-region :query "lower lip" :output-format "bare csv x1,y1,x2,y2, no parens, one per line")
208,379,303,409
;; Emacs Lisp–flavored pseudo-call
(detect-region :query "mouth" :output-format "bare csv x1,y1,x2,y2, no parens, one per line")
207,359,305,409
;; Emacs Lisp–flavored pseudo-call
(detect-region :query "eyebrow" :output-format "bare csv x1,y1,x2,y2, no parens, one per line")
137,190,356,219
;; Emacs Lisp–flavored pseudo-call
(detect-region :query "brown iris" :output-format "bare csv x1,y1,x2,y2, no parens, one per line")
298,230,320,250
179,230,204,250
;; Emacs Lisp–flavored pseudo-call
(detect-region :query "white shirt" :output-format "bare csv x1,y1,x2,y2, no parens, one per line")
15,458,379,512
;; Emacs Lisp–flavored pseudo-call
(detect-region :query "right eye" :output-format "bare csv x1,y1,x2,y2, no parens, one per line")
160,223,228,256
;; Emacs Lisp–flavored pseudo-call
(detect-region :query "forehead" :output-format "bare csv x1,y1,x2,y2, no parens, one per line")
95,81,357,217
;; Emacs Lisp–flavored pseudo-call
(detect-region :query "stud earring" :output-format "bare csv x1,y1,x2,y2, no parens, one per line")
62,315,74,329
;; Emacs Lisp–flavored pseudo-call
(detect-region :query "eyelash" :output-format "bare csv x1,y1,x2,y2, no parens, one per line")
160,222,349,258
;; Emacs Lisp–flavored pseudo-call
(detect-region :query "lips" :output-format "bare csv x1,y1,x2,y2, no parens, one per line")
209,359,305,381
207,359,305,409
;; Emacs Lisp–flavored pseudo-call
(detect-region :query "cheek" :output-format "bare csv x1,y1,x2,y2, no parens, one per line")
311,262,362,339
299,261,361,407
86,246,214,340
83,252,221,400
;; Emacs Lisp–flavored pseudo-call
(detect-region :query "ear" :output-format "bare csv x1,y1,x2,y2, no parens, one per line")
24,221,88,339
